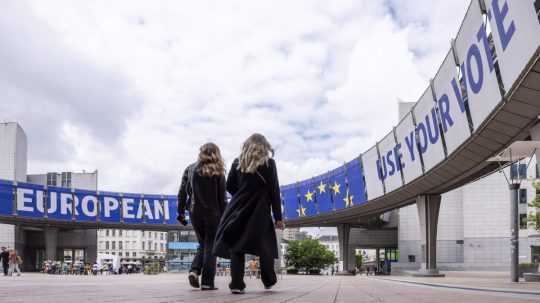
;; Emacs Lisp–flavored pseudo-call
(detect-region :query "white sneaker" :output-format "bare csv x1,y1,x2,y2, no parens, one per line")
230,289,245,294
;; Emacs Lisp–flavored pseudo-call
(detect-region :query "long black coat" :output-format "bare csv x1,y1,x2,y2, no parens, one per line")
213,158,283,259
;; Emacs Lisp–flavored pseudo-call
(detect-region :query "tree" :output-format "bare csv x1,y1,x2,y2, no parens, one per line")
528,182,540,231
355,253,364,268
285,239,337,274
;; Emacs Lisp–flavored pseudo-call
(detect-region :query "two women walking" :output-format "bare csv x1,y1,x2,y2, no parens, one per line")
177,133,283,294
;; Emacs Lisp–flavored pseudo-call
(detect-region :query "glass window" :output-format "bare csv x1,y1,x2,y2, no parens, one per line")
106,229,110,237
119,230,123,236
106,241,109,250
408,255,416,263
112,229,116,237
133,252,136,257
520,214,528,229
519,189,528,204
112,241,116,250
119,241,123,250
160,243,164,252
160,233,163,240
154,243,157,251
532,246,540,263
142,242,145,250
46,173,57,186
112,252,115,255
519,164,527,179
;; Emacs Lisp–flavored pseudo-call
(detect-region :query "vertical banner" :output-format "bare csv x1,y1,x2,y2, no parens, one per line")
313,172,333,214
330,165,347,210
0,180,13,215
486,0,540,91
345,158,367,207
74,189,99,222
299,179,318,216
164,195,177,226
362,145,385,200
144,194,169,225
413,86,446,171
13,182,45,218
46,186,75,221
121,193,143,224
432,50,472,155
281,184,299,219
98,191,122,223
376,131,403,193
394,112,423,184
454,0,502,130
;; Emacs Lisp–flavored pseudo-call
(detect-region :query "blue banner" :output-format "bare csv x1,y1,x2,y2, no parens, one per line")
0,181,13,216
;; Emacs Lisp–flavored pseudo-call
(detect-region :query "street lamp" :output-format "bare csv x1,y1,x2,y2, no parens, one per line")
487,141,540,282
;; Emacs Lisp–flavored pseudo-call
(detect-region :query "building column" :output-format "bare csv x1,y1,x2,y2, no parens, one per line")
337,223,353,274
44,227,58,261
414,194,445,277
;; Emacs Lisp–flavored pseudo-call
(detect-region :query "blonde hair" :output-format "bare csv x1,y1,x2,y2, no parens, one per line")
198,143,225,177
238,133,274,173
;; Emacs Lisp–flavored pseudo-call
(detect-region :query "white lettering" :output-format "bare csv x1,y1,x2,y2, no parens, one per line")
122,198,135,219
16,188,34,212
81,195,98,217
103,197,119,217
60,193,73,215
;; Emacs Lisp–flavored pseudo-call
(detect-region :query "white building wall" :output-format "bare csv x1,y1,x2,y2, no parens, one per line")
97,229,167,261
0,122,27,249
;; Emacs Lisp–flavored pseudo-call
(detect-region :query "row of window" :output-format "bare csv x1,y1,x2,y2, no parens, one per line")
102,229,166,240
102,240,166,252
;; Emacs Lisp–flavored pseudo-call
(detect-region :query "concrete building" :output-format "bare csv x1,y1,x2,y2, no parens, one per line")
0,122,27,250
318,235,339,260
394,102,540,271
97,229,167,264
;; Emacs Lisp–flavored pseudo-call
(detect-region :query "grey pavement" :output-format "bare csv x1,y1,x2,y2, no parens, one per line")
0,272,538,303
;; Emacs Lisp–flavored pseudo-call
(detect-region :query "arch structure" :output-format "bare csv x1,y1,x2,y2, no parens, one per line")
1,0,540,231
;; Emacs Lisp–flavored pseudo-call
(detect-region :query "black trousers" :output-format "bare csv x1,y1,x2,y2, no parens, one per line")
190,209,219,287
2,263,8,276
230,250,277,290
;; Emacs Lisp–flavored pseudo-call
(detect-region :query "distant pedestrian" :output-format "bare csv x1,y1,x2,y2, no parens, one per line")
213,133,284,295
178,143,227,291
1,247,9,276
331,266,335,276
8,249,21,276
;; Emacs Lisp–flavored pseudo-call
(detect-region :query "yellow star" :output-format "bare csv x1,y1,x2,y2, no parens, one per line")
318,181,326,194
344,194,354,207
332,182,341,194
297,206,306,217
305,190,314,202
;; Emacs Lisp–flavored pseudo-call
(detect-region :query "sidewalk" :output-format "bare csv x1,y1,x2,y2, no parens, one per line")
375,271,540,294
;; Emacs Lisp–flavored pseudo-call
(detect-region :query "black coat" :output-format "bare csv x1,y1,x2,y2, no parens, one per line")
0,251,8,266
213,158,282,259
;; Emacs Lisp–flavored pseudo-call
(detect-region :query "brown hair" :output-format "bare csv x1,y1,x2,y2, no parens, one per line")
198,143,225,177
238,133,274,173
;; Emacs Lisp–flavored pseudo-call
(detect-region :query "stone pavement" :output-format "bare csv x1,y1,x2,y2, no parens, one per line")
0,272,538,303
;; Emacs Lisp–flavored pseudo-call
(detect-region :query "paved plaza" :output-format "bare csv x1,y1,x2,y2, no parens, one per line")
0,272,538,303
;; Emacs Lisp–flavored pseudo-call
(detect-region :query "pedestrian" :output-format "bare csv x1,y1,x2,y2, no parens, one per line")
0,247,9,276
213,133,284,295
331,266,335,276
178,142,227,291
8,249,21,276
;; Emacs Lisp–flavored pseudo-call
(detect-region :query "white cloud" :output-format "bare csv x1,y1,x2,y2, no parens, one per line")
1,0,472,194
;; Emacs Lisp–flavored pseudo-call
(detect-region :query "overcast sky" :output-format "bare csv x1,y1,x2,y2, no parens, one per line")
1,0,470,194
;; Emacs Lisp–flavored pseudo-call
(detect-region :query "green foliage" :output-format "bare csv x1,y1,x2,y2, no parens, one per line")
143,262,161,275
355,253,363,267
285,239,337,273
528,182,540,231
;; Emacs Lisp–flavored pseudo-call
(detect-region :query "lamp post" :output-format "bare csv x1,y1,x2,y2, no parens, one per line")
488,141,540,282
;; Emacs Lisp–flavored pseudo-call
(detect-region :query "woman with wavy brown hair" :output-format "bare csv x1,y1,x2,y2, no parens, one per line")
177,142,226,290
213,133,284,294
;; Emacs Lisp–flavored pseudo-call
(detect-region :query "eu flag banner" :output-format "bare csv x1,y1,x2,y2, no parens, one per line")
313,172,333,214
345,157,368,207
329,165,347,210
299,179,318,216
0,180,13,216
281,183,299,219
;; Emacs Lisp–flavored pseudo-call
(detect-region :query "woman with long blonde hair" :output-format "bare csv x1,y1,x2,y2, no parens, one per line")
213,134,284,294
177,142,226,290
